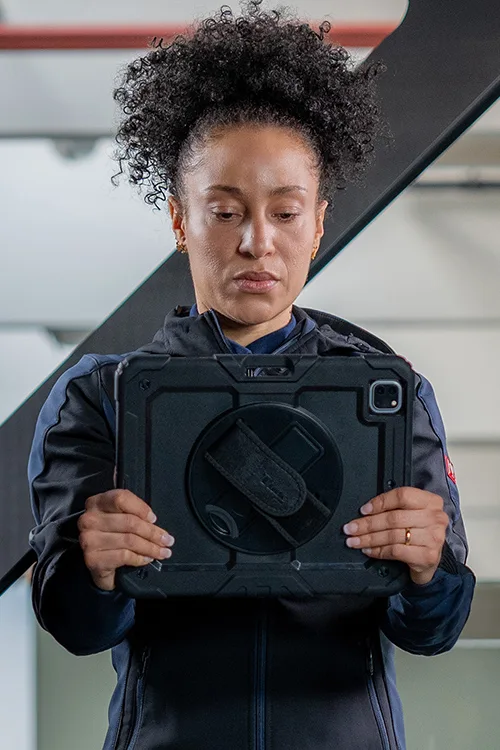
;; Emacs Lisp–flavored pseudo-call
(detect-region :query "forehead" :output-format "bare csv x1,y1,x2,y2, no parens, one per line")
184,123,319,194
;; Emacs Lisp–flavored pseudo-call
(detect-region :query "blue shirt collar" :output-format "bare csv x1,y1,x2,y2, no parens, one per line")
189,304,297,354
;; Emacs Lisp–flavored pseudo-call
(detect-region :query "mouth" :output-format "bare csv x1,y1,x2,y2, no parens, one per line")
233,271,280,294
233,271,279,281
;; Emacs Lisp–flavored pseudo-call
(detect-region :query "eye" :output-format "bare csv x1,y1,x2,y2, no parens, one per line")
276,213,298,222
212,211,239,221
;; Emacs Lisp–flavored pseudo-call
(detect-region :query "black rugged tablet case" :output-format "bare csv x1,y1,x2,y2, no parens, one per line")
114,354,414,598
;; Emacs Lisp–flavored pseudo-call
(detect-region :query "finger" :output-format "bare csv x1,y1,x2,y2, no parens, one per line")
343,509,446,537
359,487,444,516
346,527,435,550
79,511,175,547
80,530,173,561
85,548,160,577
86,489,157,523
361,544,441,569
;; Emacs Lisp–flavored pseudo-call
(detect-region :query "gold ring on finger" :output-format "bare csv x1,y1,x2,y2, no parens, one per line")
405,528,411,546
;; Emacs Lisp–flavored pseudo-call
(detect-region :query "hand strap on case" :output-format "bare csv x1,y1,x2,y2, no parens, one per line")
205,419,330,546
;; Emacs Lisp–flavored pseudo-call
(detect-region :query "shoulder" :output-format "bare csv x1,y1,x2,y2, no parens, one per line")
35,352,134,446
297,306,396,355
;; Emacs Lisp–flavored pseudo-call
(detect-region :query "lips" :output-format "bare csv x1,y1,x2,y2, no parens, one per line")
233,272,280,294
233,271,279,281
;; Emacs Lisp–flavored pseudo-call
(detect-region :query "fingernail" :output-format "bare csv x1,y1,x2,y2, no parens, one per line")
161,534,175,547
159,548,172,559
147,511,157,524
343,522,358,535
362,548,372,554
346,537,360,548
143,557,154,564
360,503,373,515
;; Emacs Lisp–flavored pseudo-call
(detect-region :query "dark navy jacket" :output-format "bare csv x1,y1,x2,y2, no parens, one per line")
27,305,475,750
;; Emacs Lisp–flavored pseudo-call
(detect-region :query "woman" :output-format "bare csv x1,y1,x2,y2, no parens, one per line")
28,3,475,749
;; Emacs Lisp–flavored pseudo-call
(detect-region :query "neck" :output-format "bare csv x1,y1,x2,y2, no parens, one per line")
205,307,293,347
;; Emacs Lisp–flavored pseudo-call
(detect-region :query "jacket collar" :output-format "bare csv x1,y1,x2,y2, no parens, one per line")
138,305,391,357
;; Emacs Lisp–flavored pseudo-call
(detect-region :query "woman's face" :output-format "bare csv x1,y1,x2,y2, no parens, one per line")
168,123,328,333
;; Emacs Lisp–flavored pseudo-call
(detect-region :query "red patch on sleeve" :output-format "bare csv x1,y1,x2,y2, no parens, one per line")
445,455,456,484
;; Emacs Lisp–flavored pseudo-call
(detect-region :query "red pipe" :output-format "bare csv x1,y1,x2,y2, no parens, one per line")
0,23,396,51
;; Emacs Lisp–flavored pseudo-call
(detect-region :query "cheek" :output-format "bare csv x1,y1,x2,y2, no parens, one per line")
186,216,229,269
284,242,314,275
281,248,315,297
188,244,229,294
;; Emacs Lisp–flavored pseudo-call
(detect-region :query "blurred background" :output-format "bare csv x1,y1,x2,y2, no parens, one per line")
0,1,499,748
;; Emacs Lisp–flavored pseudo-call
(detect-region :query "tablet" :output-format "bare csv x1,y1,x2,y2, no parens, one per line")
114,353,413,598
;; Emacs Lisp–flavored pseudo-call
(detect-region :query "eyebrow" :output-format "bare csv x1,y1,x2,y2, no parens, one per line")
204,184,308,197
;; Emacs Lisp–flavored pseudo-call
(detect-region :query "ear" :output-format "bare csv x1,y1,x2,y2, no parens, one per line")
314,199,328,245
168,196,186,241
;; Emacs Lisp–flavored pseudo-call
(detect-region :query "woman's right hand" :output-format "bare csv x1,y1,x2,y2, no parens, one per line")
77,489,175,591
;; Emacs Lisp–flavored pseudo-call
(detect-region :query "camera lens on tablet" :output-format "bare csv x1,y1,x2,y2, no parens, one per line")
370,381,402,413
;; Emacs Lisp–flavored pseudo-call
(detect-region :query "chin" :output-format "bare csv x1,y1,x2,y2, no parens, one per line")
223,295,287,326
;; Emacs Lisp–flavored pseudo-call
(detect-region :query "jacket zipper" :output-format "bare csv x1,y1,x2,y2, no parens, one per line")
205,309,314,360
366,639,391,750
114,647,149,750
254,602,268,750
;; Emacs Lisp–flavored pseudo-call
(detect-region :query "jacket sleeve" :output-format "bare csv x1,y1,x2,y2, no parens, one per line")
28,355,135,656
380,372,476,656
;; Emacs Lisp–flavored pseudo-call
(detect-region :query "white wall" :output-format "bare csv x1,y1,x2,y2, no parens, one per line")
1,0,408,24
0,579,36,750
0,140,173,328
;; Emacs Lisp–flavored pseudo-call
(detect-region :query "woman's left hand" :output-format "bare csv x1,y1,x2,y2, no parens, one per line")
343,488,449,586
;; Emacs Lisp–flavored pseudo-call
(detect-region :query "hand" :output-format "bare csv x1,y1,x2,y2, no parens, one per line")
77,489,175,591
343,487,449,586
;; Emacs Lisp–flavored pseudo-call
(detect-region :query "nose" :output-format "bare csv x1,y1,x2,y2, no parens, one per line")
238,217,275,258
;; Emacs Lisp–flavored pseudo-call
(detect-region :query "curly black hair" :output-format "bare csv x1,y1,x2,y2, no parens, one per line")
111,1,384,215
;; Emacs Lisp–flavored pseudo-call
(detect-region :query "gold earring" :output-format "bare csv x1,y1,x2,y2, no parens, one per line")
176,239,188,254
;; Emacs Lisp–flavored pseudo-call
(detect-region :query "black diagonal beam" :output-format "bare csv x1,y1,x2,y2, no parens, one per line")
1,0,500,588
